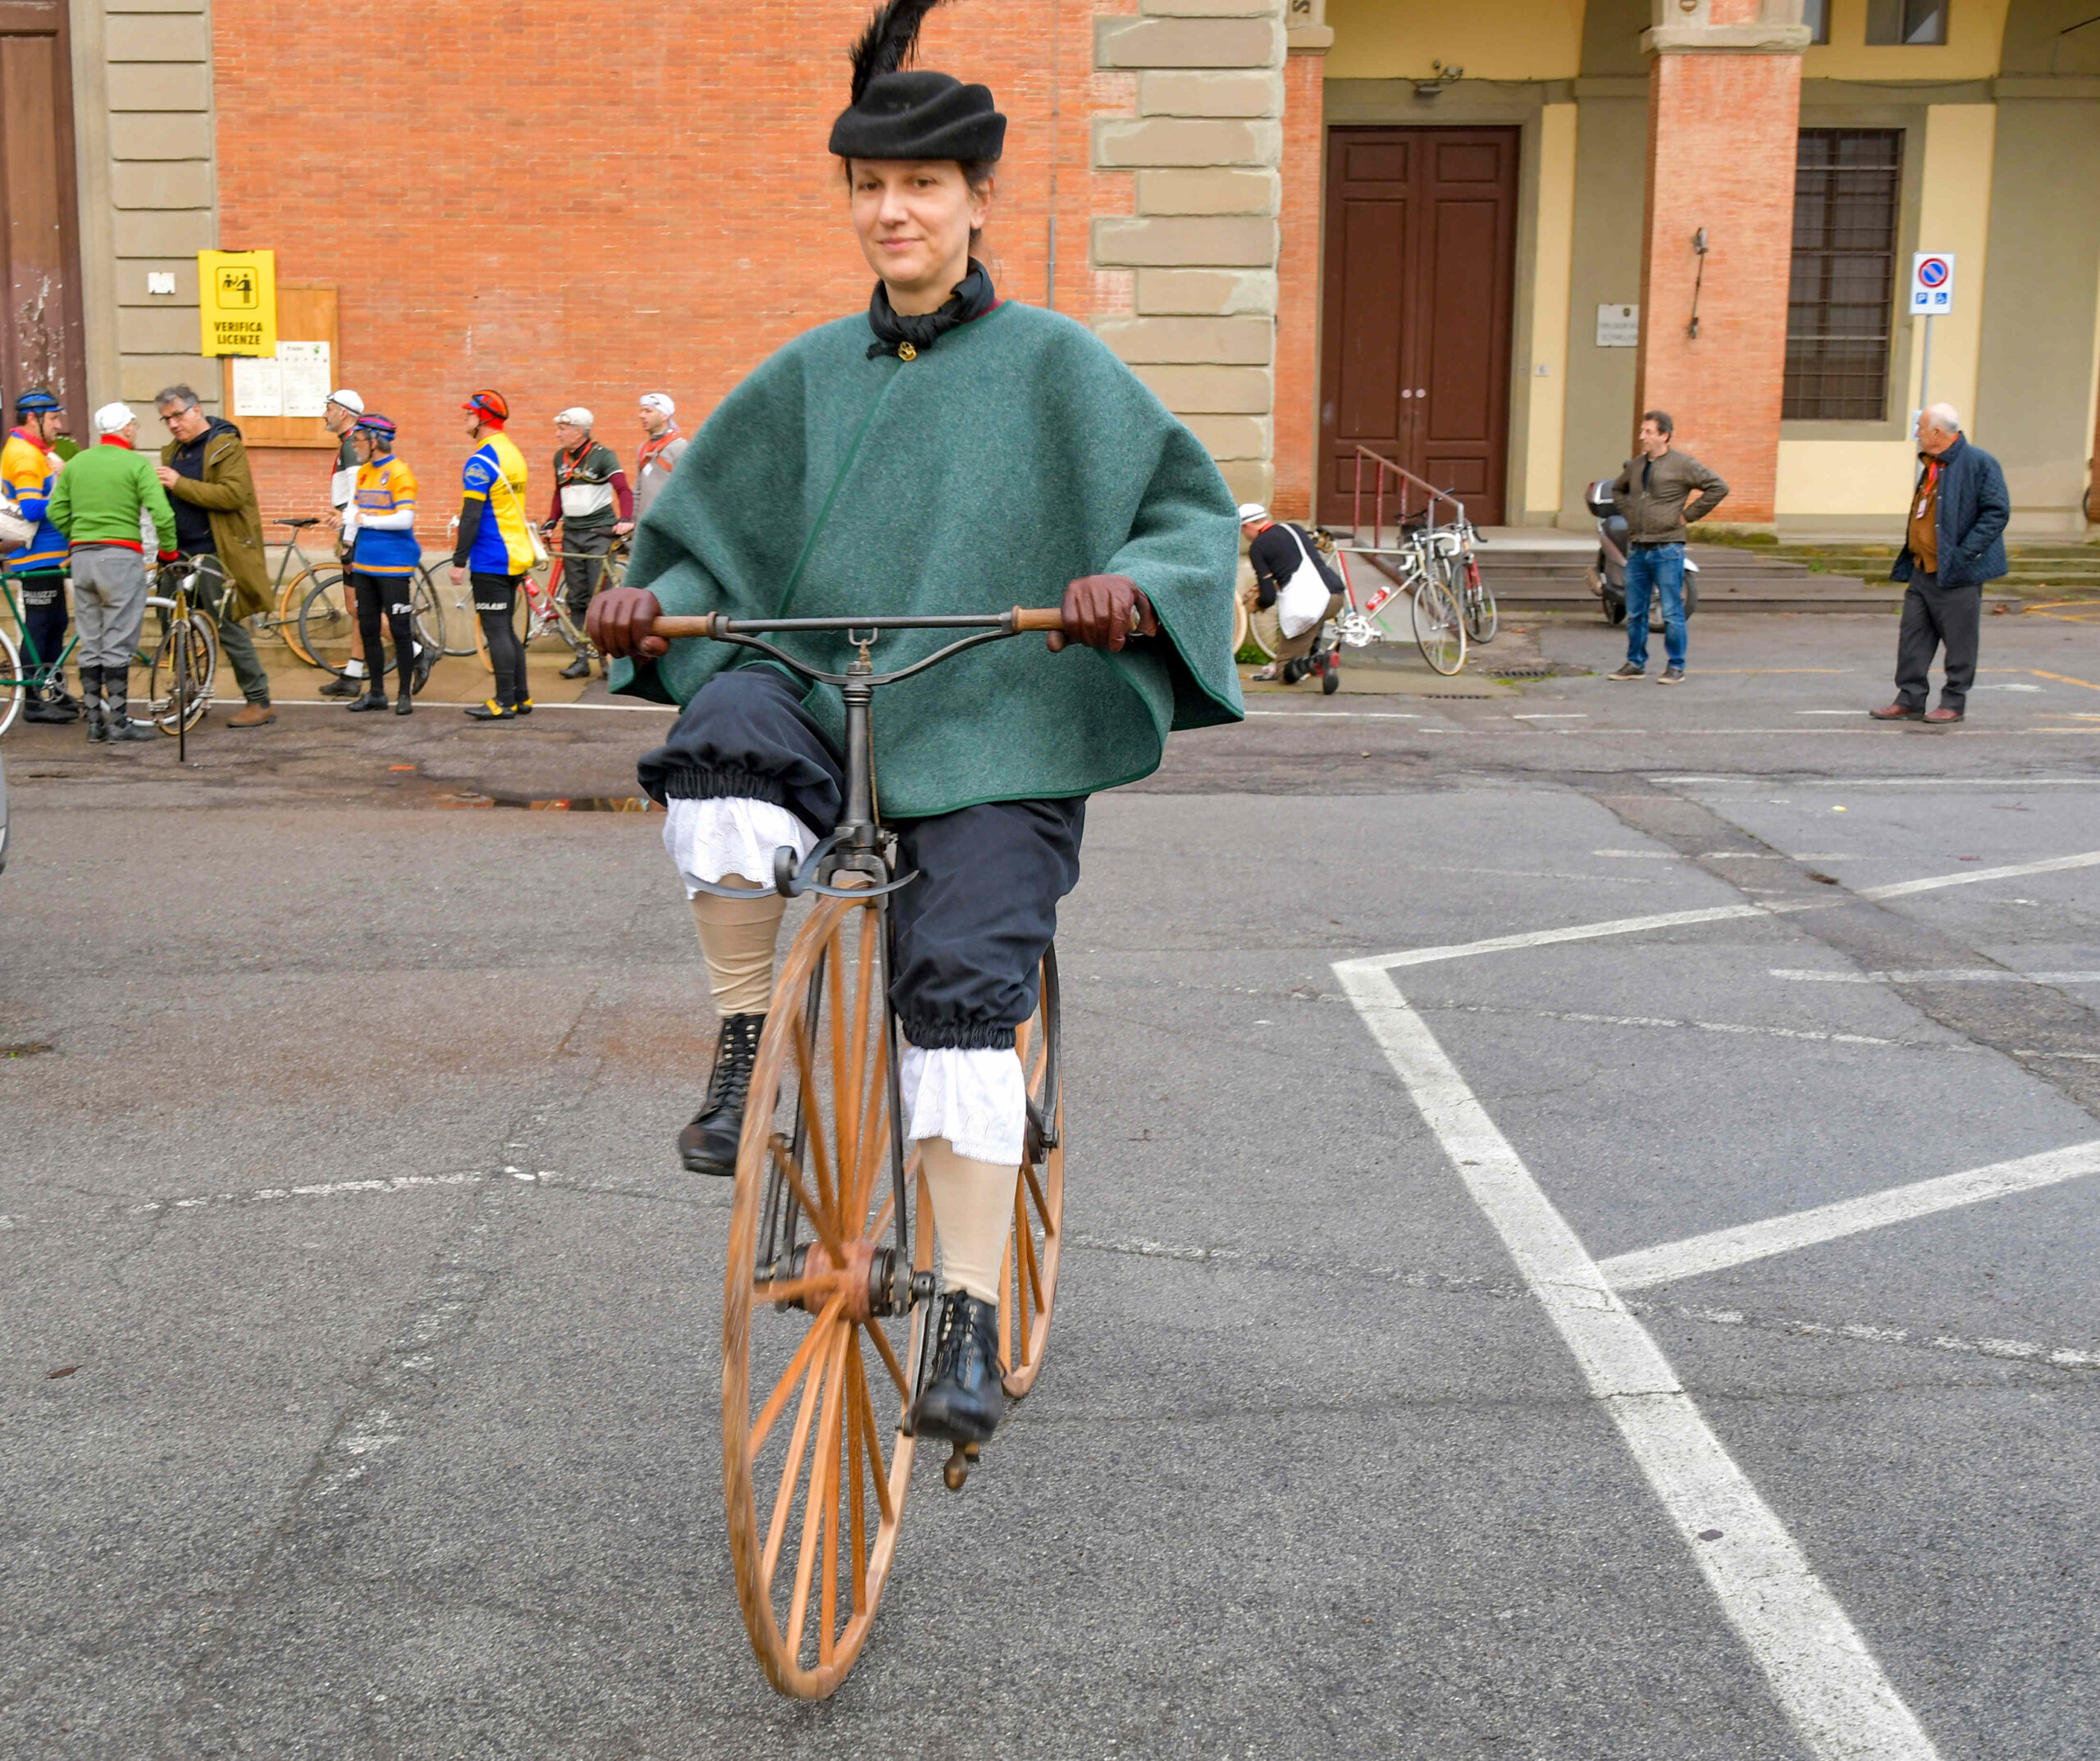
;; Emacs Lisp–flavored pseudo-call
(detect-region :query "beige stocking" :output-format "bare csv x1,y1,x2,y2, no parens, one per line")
919,1137,1018,1307
687,878,786,1016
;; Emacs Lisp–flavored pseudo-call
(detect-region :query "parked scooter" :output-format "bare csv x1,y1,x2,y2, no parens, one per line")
1584,480,1700,629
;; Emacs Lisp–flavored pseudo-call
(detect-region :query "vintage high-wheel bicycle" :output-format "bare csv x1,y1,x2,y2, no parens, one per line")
647,604,1069,1699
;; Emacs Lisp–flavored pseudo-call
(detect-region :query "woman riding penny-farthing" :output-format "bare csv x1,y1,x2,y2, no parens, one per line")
587,0,1244,1699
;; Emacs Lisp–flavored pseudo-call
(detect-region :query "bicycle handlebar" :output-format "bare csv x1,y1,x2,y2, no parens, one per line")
651,609,1066,639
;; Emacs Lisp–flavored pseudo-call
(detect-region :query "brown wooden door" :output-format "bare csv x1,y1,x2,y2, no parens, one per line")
1317,127,1518,526
0,1,89,427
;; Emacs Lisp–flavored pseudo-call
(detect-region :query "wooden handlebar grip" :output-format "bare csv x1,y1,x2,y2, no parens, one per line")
1011,607,1067,632
649,615,720,639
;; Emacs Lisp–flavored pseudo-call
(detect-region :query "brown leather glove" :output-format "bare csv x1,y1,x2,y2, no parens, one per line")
587,585,668,659
1049,573,1154,653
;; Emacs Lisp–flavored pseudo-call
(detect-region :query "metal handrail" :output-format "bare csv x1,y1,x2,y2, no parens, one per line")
1349,445,1467,554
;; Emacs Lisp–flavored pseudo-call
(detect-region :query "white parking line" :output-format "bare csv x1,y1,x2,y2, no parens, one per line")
1335,964,1940,1760
1597,1141,2100,1293
1771,969,2100,985
1337,850,2100,977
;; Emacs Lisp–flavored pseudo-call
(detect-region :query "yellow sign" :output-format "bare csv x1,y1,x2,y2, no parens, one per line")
197,249,277,357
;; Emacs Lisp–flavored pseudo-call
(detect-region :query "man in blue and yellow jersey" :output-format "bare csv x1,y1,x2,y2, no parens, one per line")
342,413,427,715
450,389,534,721
3,389,80,723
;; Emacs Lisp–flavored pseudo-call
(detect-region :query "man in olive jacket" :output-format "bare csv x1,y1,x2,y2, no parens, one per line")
1871,404,2009,726
154,385,276,727
1607,409,1728,683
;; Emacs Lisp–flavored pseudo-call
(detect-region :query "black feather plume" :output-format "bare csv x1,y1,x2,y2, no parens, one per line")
848,0,947,104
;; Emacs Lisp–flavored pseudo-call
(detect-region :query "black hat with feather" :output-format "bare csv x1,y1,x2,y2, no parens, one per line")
829,0,1005,162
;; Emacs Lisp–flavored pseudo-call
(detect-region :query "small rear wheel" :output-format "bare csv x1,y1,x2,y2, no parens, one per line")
999,950,1064,1398
297,574,374,677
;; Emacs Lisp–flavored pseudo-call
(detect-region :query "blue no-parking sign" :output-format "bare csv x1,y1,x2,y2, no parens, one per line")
1910,252,1956,315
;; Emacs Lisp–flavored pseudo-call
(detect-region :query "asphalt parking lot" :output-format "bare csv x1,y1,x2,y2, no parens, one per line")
2,608,2097,1758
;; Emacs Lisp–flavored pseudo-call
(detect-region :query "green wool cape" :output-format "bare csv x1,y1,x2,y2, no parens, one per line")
612,299,1244,819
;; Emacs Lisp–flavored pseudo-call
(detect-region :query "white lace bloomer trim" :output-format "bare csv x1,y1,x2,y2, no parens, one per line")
898,1042,1026,1168
663,796,818,896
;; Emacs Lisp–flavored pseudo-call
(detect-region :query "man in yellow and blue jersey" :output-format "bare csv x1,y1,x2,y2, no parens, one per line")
449,388,534,720
2,389,80,723
342,413,428,715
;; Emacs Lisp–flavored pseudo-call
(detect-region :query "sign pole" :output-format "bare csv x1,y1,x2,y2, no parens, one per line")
1920,313,1933,417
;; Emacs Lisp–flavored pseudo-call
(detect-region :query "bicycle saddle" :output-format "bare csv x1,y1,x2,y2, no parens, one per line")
275,517,321,528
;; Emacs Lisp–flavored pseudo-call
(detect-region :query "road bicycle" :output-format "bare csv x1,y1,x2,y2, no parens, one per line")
646,604,1068,1699
258,519,353,665
295,568,446,680
0,570,75,736
136,558,218,756
1431,514,1497,646
1332,525,1468,675
470,533,629,674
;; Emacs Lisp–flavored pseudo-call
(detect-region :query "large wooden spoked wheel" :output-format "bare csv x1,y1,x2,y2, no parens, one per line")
998,950,1065,1398
723,892,927,1699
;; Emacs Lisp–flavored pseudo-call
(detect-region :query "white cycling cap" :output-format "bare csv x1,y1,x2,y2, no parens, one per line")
326,387,364,414
555,406,593,429
94,401,136,434
638,392,675,417
1236,501,1269,524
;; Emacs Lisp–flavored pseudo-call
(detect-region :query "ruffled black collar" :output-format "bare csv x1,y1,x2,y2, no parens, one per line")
866,260,997,361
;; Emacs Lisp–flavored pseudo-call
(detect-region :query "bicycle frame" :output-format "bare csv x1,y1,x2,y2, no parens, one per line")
0,569,76,682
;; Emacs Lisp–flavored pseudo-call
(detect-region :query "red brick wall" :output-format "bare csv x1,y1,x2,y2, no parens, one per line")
1633,49,1801,527
213,0,1137,536
1271,49,1322,523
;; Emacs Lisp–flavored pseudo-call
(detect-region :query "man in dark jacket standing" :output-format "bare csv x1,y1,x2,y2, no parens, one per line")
1871,404,2009,725
1606,410,1727,684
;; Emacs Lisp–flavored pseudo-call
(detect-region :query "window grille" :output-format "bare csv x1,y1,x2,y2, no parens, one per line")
1784,129,1903,422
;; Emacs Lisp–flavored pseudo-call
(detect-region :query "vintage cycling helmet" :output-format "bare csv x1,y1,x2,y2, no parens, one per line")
15,387,62,417
830,0,1005,162
352,413,398,445
463,388,509,426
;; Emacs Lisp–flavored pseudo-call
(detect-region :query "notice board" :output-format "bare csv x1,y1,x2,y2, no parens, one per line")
219,282,340,449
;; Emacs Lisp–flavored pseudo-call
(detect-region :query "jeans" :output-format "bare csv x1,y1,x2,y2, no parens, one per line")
1623,542,1687,672
188,552,271,705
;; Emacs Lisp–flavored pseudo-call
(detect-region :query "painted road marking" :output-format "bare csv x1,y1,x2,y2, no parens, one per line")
1598,1142,2100,1293
1655,775,2100,787
1770,969,2100,985
1335,963,1941,1760
1860,849,2100,899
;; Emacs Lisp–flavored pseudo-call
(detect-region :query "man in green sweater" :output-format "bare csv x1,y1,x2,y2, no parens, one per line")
589,0,1240,1449
48,402,177,743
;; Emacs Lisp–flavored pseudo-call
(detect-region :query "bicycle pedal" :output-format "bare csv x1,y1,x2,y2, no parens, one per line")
941,1441,978,1493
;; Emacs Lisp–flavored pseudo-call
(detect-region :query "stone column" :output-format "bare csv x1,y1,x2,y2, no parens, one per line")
1092,0,1285,509
1271,0,1330,522
1634,0,1808,530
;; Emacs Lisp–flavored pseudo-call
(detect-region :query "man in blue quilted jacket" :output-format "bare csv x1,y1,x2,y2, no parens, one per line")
1871,404,2009,726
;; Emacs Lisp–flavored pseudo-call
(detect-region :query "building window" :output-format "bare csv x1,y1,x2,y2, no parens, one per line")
1785,129,1903,422
1865,0,1948,45
1803,0,1830,44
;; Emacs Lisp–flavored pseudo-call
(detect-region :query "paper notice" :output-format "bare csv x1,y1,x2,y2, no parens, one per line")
231,354,283,417
277,340,331,418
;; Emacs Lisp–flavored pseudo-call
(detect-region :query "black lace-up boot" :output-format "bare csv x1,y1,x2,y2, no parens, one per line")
677,1011,765,1175
910,1290,1003,1445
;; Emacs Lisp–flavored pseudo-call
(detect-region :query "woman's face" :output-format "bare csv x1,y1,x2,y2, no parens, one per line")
848,160,990,308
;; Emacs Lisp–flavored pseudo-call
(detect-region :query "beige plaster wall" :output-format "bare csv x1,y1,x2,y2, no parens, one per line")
1523,101,1578,518
1324,0,1585,82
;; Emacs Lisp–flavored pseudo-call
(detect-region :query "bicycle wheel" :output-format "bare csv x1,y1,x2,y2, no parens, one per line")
411,568,447,658
724,891,928,1699
999,949,1064,1398
148,612,217,732
298,575,381,677
1412,575,1467,675
1459,555,1497,644
0,628,22,736
429,564,477,655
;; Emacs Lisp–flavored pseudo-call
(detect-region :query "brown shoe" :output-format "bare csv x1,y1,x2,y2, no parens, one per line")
227,702,276,728
1922,705,1965,724
1869,702,1924,721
